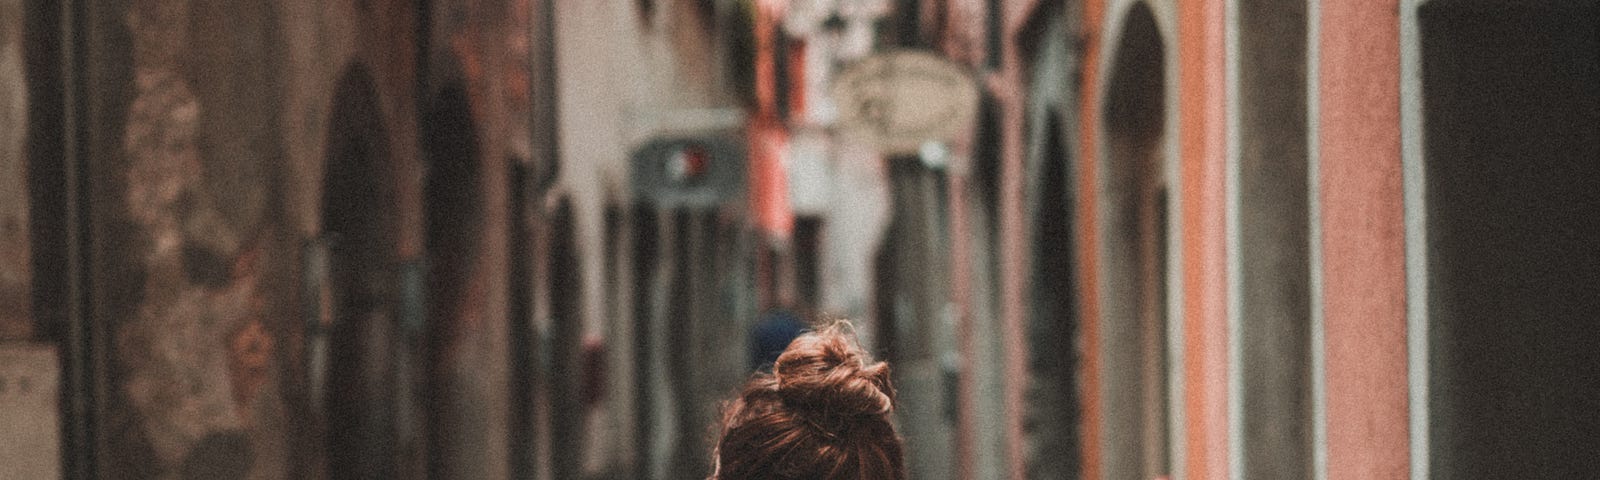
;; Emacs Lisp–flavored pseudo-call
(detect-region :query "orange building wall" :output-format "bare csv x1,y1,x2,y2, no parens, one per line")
1075,1,1106,479
1178,0,1231,479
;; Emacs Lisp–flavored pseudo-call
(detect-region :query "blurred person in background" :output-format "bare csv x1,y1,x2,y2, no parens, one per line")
749,307,808,372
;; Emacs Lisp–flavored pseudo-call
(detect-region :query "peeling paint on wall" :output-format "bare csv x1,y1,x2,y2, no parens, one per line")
107,2,293,477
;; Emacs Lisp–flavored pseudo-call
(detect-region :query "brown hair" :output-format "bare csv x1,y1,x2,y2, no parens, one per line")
712,321,906,480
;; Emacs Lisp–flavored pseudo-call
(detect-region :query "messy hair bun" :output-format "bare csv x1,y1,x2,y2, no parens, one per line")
712,321,905,480
773,323,895,418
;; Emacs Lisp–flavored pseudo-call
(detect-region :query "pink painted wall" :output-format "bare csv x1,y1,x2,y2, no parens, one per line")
1317,1,1411,478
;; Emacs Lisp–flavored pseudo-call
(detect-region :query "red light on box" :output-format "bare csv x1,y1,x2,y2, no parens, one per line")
667,144,710,183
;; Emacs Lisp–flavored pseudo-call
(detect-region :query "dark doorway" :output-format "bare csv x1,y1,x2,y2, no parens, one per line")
321,64,401,480
629,204,659,479
1099,4,1171,479
1027,111,1080,479
1420,3,1600,477
545,197,583,479
793,216,823,311
421,80,483,479
507,164,535,480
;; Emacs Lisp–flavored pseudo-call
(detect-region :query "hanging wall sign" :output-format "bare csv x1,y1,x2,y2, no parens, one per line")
630,133,747,208
831,50,980,155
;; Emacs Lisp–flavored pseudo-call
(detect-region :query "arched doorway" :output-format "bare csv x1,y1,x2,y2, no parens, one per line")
1098,4,1171,480
420,80,483,479
1028,110,1081,479
320,63,402,480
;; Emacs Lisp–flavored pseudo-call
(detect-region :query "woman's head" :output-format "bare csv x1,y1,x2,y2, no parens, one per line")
712,321,905,480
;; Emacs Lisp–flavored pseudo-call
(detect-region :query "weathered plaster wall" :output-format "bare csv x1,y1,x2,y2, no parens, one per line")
0,0,29,340
105,2,290,478
87,1,428,478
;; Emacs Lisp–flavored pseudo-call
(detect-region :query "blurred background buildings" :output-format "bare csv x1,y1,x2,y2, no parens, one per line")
1,0,1597,479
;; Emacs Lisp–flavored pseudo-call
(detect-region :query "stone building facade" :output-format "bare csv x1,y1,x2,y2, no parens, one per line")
13,0,535,478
